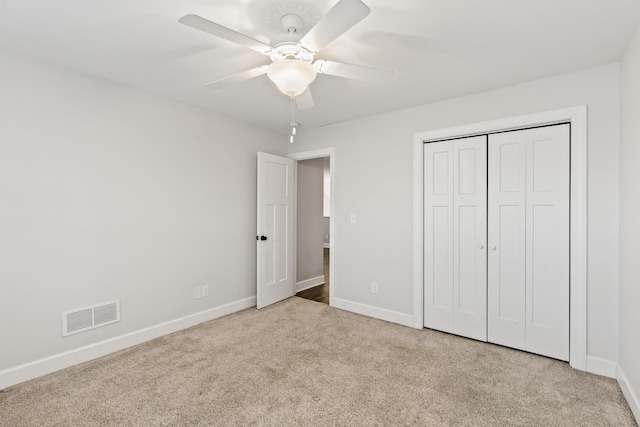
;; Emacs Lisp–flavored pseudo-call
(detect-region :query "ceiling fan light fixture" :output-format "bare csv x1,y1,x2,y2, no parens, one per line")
267,59,317,98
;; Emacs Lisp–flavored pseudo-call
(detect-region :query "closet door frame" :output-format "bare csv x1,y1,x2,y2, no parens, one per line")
413,106,588,371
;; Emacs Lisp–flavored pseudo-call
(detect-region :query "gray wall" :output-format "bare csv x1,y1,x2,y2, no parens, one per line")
619,25,640,420
0,48,286,378
324,217,330,247
323,157,331,247
296,158,325,285
290,63,621,370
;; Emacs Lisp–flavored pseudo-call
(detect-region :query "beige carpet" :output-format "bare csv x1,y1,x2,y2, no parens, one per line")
0,297,636,426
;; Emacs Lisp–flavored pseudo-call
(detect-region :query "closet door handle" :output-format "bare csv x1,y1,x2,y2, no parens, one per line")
490,245,497,251
478,244,485,250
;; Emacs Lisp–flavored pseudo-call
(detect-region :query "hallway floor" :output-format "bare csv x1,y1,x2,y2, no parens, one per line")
296,248,329,304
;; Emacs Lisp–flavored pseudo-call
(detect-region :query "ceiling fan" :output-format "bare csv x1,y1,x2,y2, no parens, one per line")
178,0,393,111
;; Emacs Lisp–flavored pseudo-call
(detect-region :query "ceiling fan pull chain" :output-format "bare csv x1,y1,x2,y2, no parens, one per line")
289,98,297,143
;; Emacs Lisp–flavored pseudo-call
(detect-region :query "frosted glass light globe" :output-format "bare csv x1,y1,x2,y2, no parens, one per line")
267,59,317,97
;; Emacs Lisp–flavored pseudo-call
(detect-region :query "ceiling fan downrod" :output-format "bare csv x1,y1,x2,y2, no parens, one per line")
280,14,303,34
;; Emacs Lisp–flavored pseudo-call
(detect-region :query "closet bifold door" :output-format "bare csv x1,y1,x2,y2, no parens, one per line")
487,124,570,361
424,136,487,341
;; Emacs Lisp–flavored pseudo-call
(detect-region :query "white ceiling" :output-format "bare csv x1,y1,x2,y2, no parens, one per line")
1,0,639,134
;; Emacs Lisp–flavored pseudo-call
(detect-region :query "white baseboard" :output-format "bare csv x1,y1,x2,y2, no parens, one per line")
586,355,617,378
0,296,256,390
618,364,640,423
296,275,325,292
333,298,413,328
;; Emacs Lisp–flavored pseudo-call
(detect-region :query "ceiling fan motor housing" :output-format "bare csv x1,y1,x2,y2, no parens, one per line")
269,42,315,62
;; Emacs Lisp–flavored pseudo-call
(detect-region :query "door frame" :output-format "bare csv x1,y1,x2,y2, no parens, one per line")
289,148,336,307
413,106,588,371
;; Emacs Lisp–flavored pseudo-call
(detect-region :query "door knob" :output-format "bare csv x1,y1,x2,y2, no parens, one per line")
490,245,497,251
478,244,485,250
256,235,268,241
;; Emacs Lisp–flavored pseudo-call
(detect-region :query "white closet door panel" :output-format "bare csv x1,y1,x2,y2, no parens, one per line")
424,143,454,331
432,206,452,309
525,124,570,361
530,205,556,327
452,137,487,341
488,124,570,360
425,136,487,340
488,132,527,350
457,206,478,313
497,205,524,321
432,151,451,196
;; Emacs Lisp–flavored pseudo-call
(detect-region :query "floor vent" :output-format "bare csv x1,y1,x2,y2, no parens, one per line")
62,300,120,337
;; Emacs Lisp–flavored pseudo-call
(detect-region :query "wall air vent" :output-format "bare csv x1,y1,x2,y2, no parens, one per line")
62,300,120,337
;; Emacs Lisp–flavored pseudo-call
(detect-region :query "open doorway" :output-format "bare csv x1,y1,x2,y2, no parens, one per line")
295,157,330,304
290,149,335,306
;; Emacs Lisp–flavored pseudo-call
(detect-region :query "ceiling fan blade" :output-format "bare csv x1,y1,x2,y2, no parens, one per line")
315,60,393,83
205,65,269,89
179,14,271,54
299,0,370,53
296,88,315,110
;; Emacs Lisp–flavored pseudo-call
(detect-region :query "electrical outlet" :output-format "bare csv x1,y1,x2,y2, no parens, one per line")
202,285,209,297
193,287,201,299
371,282,378,294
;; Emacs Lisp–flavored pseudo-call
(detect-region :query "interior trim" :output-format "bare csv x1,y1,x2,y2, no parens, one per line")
333,298,414,328
618,364,640,422
296,275,325,293
0,296,256,389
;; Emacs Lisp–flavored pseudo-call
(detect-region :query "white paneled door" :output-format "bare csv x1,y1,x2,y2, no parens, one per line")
256,152,295,309
424,136,488,341
424,124,570,361
488,125,570,361
486,130,528,350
